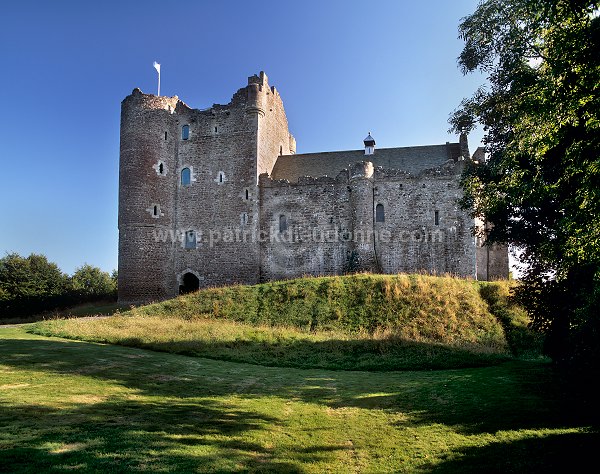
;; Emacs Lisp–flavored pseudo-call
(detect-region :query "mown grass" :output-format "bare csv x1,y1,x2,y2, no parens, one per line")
1,326,597,473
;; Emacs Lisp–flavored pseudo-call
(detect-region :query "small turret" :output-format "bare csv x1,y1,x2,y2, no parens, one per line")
364,132,375,155
246,71,268,117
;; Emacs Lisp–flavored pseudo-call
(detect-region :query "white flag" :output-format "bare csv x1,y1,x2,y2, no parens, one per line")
153,61,160,74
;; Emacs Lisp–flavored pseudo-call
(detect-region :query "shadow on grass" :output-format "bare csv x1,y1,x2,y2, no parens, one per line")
418,430,599,473
0,332,597,472
31,329,513,371
0,401,305,473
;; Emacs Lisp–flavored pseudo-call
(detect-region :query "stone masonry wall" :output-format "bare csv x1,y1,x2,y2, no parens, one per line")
118,90,180,303
258,160,477,281
255,72,296,178
259,174,353,281
372,163,476,277
171,85,261,293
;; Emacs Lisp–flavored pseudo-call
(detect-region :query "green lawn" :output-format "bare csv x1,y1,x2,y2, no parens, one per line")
1,326,597,473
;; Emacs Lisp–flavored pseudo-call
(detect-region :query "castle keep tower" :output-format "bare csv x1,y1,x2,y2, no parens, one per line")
118,91,179,302
118,72,295,303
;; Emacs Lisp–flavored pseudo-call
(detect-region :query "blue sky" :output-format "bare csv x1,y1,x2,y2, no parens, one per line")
0,0,486,275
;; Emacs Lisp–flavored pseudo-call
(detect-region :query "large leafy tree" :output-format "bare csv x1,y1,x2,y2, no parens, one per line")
71,264,116,298
0,254,117,318
451,0,600,365
0,253,71,317
0,253,70,300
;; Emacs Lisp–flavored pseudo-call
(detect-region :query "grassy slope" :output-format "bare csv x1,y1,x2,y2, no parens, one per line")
129,274,507,348
30,274,541,370
31,315,510,371
1,326,597,473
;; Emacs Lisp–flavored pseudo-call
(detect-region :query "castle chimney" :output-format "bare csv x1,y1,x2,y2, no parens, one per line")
364,132,375,155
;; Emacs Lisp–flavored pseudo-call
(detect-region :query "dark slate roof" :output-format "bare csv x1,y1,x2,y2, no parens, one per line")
270,143,462,182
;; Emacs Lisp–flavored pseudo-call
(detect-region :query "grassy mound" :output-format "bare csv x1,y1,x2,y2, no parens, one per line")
129,274,508,349
29,274,543,370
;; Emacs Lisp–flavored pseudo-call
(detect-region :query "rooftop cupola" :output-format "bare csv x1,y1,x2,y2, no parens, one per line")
364,132,376,155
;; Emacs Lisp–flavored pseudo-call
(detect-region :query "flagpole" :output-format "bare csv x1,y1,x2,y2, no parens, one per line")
153,61,161,96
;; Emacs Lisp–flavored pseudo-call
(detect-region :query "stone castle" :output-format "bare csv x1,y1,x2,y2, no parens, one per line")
118,71,508,303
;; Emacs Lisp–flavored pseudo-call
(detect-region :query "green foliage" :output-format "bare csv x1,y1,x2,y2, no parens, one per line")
0,253,70,317
451,0,600,366
0,253,69,299
71,264,116,298
0,253,117,319
343,250,360,274
479,281,545,357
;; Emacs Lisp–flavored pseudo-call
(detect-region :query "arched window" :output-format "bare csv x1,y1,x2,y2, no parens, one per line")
182,125,190,140
279,215,288,233
376,203,385,222
181,167,191,186
185,230,196,249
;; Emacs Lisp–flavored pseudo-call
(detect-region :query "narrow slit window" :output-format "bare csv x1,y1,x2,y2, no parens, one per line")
182,125,189,140
434,210,440,226
158,163,164,175
181,167,191,186
214,126,218,132
219,172,223,183
241,213,248,225
279,215,288,233
279,145,283,155
153,205,158,216
185,230,196,249
245,189,249,200
376,203,385,222
164,131,167,140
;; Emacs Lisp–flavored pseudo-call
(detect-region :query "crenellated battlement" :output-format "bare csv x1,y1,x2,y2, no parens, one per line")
122,88,181,112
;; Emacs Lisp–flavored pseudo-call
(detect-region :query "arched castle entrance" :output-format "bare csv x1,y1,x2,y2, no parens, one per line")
179,272,200,295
